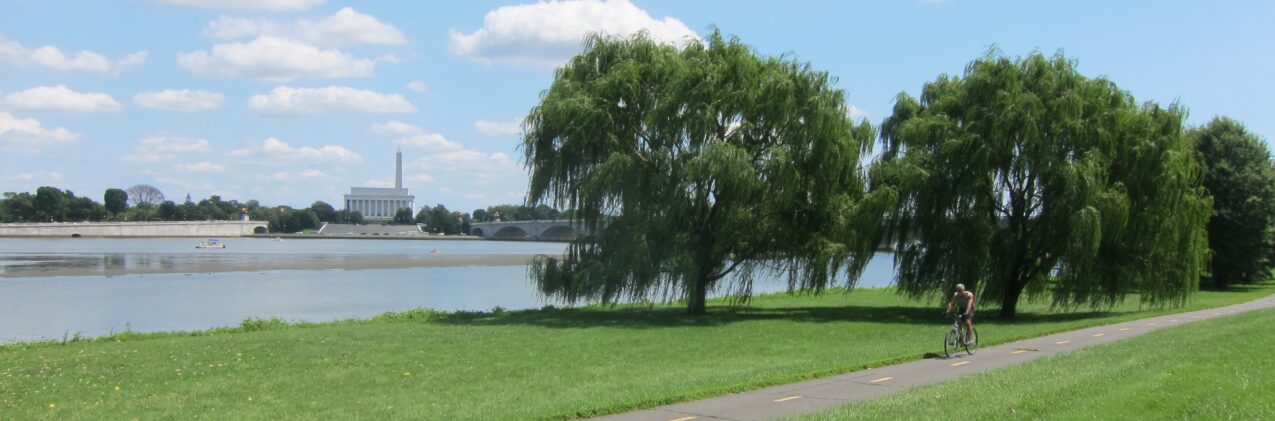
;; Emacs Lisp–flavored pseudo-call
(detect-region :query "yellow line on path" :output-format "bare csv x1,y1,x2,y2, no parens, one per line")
1120,328,1131,331
869,376,894,383
668,417,697,421
1011,350,1030,354
1092,333,1105,337
1147,323,1158,326
1056,340,1071,344
773,396,802,403
1170,319,1180,322
1213,312,1222,315
950,361,971,367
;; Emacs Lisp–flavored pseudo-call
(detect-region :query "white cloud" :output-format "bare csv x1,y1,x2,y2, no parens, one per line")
0,33,146,74
178,36,375,82
474,118,522,136
395,133,462,151
449,0,698,67
262,169,331,182
368,120,461,151
203,7,406,48
415,150,519,179
2,170,65,183
363,178,394,188
0,112,79,151
153,0,325,11
369,120,423,136
248,85,416,115
406,173,434,183
122,135,211,163
2,85,122,113
228,137,362,165
175,161,227,173
846,105,869,120
133,89,225,112
407,80,428,94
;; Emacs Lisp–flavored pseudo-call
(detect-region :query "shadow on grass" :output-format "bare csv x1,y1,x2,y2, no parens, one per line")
430,304,1128,330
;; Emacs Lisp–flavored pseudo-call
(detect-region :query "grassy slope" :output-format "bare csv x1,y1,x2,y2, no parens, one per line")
796,307,1275,420
2,284,1272,420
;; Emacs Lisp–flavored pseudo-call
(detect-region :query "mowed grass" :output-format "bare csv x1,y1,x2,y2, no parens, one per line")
795,307,1275,420
2,283,1272,420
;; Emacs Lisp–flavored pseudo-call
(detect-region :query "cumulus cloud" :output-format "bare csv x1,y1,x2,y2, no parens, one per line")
368,120,461,151
474,118,522,136
133,89,225,112
2,170,65,183
406,80,427,94
395,133,462,151
175,161,227,173
369,120,423,136
122,135,211,163
415,149,519,180
228,137,362,165
0,112,78,153
0,33,146,74
153,0,324,11
248,85,416,115
1,85,122,113
261,169,331,182
846,105,869,120
449,0,698,67
405,173,434,183
178,36,375,82
203,7,406,48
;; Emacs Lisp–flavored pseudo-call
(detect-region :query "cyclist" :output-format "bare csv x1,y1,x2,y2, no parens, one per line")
945,283,975,344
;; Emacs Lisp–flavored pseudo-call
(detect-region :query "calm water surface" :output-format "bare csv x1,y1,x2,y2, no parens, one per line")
0,238,896,343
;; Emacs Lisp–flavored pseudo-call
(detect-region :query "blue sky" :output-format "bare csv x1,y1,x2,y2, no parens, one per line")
1,0,1272,212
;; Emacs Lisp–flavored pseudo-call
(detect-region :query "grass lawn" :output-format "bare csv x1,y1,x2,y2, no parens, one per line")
2,283,1272,420
794,306,1275,420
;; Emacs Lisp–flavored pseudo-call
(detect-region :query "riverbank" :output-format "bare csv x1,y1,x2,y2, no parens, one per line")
3,283,1271,419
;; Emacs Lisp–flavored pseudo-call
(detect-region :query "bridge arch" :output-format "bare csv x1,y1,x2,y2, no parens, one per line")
539,225,578,241
471,227,484,237
253,226,269,234
493,226,529,240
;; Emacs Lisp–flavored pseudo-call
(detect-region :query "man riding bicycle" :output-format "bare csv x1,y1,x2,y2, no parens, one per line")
945,283,975,344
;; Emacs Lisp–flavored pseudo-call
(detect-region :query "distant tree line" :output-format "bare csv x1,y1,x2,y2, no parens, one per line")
0,184,364,233
409,203,568,235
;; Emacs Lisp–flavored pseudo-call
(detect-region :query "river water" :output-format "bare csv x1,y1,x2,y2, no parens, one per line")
0,238,897,343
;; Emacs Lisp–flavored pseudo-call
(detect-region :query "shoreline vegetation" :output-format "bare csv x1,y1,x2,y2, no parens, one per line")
4,283,1272,419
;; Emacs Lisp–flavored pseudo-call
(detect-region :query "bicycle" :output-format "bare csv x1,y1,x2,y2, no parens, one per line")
944,314,978,358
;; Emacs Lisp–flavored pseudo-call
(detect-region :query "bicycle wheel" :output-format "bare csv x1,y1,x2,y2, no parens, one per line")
963,327,978,355
944,329,960,358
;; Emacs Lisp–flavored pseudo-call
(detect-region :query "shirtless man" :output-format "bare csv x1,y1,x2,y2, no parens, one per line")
946,283,976,344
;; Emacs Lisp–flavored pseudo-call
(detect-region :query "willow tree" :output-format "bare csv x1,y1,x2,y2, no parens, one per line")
522,31,891,314
1190,117,1275,289
875,52,1211,318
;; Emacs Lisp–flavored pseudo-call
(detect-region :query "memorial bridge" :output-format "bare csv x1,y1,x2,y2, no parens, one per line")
468,220,589,241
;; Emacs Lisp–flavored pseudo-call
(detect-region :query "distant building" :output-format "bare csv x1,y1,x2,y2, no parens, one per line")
344,148,414,219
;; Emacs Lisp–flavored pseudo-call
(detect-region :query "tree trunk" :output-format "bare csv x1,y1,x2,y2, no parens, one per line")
688,276,709,315
999,276,1028,318
1212,275,1229,290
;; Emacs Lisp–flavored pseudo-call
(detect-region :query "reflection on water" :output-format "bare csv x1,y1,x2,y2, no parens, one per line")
0,238,898,343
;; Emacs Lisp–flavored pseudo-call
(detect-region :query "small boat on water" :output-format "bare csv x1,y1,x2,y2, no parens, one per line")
195,239,226,249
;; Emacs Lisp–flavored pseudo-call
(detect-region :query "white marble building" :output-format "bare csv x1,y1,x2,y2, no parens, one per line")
344,148,415,219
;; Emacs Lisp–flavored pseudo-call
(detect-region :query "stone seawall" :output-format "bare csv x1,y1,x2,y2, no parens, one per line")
0,221,269,238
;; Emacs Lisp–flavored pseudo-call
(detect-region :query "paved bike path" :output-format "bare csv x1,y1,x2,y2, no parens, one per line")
592,293,1275,421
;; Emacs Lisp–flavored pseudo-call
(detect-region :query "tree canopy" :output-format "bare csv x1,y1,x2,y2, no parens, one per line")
875,51,1211,317
1189,117,1275,288
522,31,890,314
